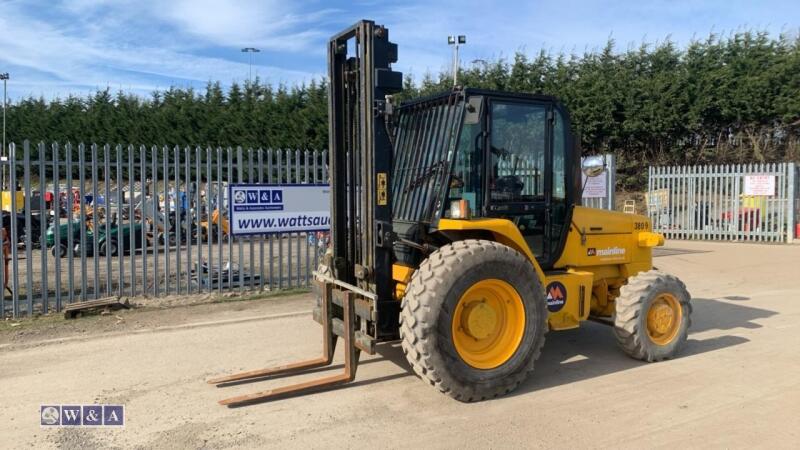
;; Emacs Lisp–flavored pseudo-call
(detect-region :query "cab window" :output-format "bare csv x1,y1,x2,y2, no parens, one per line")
489,102,546,202
447,111,483,215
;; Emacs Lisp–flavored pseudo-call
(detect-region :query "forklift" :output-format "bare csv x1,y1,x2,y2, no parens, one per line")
209,20,691,405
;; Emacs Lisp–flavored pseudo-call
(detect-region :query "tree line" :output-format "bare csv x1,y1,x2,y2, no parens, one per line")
6,30,799,189
7,80,329,152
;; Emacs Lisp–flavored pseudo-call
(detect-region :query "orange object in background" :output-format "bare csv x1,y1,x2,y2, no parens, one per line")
721,207,761,232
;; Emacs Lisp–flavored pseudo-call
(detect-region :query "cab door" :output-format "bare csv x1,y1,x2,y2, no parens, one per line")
484,97,569,268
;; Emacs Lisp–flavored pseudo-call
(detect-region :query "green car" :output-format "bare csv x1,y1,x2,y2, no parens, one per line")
45,222,145,257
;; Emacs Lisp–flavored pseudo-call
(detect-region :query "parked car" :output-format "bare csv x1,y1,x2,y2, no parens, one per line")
0,211,46,248
45,222,145,257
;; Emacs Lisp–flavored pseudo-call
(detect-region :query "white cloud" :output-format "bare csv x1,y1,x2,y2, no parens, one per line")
0,0,328,100
0,0,797,100
160,0,338,51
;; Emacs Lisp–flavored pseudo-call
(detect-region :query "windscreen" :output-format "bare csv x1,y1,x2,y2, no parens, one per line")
392,92,465,224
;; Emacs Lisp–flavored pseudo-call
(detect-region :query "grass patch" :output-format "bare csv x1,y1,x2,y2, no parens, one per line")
0,311,104,333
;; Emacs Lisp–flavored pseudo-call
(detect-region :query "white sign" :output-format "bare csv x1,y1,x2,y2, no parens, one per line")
581,172,608,199
744,175,775,196
229,184,330,235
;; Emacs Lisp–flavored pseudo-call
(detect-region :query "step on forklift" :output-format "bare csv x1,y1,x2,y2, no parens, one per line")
208,20,692,406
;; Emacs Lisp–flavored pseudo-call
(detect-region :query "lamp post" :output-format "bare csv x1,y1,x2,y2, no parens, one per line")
0,73,8,160
447,35,466,86
240,48,261,84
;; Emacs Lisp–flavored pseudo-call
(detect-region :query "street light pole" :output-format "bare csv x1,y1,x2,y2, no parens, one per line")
240,48,261,84
447,35,466,86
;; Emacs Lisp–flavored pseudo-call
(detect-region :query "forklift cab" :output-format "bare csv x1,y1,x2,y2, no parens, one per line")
443,90,581,269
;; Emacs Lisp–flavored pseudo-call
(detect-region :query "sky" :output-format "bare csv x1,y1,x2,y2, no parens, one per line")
0,0,798,101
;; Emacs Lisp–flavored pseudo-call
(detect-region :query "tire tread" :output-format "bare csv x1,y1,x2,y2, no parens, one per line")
400,239,547,402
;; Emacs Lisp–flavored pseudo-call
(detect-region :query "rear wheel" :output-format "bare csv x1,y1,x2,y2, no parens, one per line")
100,240,119,257
614,270,692,362
400,239,547,402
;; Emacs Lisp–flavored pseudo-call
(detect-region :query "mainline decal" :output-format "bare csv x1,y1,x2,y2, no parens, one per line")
546,281,567,312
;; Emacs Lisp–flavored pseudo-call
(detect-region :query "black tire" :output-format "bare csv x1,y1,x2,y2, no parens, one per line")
614,270,692,362
100,240,119,257
209,225,220,243
158,232,177,247
52,243,68,258
400,239,547,402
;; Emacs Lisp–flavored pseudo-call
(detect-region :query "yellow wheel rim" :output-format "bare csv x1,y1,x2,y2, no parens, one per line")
646,293,682,345
451,279,525,369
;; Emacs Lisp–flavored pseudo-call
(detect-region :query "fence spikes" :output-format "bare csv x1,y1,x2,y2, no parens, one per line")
648,162,798,244
0,142,330,319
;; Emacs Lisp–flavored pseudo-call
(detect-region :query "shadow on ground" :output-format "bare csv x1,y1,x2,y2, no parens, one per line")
653,247,713,258
510,297,776,396
218,296,777,404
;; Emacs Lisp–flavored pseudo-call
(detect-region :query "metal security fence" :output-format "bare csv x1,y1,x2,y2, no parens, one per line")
647,162,797,243
1,141,328,318
494,153,616,210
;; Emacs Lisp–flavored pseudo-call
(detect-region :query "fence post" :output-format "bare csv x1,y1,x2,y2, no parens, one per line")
789,162,796,244
38,142,48,313
607,153,616,211
9,142,19,317
23,141,33,315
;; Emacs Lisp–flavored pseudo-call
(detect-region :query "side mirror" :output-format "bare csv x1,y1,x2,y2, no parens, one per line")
581,155,605,178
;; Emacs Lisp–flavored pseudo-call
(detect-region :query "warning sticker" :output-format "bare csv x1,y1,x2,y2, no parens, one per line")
546,281,567,312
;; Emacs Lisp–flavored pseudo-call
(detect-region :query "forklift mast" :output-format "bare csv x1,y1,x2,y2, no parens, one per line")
328,21,402,315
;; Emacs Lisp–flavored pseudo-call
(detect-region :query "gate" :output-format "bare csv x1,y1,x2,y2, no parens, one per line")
647,162,797,243
1,141,328,318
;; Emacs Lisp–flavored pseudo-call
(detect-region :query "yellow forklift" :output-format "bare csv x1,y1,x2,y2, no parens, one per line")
209,20,691,405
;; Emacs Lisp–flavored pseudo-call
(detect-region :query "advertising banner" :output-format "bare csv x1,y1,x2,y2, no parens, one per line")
228,184,330,235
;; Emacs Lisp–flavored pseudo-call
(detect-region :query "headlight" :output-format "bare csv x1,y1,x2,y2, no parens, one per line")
449,199,471,219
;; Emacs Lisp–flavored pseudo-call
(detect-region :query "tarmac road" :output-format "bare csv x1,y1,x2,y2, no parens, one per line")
1,240,799,449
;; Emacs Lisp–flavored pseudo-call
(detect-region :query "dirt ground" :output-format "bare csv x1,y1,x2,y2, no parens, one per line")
1,240,799,449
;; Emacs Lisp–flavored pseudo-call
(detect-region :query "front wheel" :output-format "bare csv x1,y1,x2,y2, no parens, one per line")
51,243,68,258
614,270,692,362
400,239,547,402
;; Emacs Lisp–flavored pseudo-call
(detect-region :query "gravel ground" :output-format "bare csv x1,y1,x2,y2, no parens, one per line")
1,240,799,449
